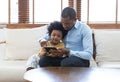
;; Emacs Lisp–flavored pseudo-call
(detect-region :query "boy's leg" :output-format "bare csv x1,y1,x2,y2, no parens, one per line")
39,56,63,67
26,54,40,71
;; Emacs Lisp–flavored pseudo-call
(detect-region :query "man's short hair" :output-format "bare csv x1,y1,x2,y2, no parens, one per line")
61,7,76,19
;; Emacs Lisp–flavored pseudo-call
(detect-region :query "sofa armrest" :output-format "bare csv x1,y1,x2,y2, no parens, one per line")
90,57,97,67
93,29,120,68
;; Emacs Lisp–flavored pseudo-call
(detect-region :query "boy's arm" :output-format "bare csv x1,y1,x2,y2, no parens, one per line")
38,33,50,43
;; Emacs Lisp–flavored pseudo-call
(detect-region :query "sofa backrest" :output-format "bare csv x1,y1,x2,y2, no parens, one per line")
92,33,96,60
93,29,120,67
1,24,48,60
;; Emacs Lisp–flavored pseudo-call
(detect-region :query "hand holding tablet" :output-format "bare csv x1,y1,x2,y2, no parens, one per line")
44,46,57,52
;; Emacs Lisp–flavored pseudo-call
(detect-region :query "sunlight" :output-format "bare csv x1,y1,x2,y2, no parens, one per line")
0,0,120,24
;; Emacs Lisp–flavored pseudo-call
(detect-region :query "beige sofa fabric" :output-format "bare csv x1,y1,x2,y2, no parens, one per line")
94,29,120,67
5,26,48,60
0,25,48,82
0,60,26,82
1,27,120,82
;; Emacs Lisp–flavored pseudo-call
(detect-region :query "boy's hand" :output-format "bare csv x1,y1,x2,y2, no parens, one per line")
38,51,46,57
38,48,47,57
40,41,47,47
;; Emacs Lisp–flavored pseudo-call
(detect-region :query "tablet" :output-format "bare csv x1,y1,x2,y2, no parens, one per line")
44,46,57,52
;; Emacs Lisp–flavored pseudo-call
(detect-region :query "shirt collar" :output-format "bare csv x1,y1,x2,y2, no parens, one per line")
74,20,80,29
68,20,80,31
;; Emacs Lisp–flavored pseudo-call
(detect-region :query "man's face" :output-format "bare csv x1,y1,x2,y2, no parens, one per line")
61,17,76,30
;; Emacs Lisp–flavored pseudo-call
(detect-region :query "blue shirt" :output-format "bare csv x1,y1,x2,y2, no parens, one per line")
63,21,93,60
43,21,93,60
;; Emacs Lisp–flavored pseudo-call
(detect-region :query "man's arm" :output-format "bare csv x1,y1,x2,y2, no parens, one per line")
69,26,93,60
38,33,50,43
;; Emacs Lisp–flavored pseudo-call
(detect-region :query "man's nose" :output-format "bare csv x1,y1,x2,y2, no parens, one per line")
62,24,68,29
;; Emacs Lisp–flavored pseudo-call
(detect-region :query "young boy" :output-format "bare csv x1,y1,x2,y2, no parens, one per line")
26,21,67,71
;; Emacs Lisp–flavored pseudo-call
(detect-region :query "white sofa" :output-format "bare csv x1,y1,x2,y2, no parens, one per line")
93,29,120,68
0,25,48,82
0,25,120,82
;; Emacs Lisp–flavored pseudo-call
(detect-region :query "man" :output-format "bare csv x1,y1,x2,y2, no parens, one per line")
26,7,93,70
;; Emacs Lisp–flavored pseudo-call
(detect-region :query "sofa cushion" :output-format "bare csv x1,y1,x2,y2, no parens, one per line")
0,28,6,60
97,62,120,68
90,57,97,67
94,29,120,64
0,60,26,82
5,25,48,60
0,28,6,42
0,44,6,60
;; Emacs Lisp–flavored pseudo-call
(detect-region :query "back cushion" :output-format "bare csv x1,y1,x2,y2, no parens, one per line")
5,25,48,60
0,28,6,42
0,28,6,59
94,29,120,63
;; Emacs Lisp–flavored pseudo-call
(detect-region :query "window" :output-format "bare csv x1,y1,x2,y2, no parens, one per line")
118,0,120,23
0,0,18,24
29,0,68,23
0,0,69,24
11,0,18,23
0,0,120,25
0,0,8,24
81,0,120,24
0,0,68,24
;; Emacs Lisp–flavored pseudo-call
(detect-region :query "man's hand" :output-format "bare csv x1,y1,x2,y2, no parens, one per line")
49,48,70,57
57,48,70,56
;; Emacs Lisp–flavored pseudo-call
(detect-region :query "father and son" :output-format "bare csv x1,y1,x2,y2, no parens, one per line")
26,7,93,71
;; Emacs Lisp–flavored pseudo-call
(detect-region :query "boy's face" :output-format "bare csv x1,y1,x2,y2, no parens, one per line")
50,30,62,45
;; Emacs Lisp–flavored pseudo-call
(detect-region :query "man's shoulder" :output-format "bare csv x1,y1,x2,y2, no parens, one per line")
75,21,88,28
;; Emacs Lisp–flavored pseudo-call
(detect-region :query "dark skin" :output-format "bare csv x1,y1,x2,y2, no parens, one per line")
40,41,65,57
41,17,76,57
